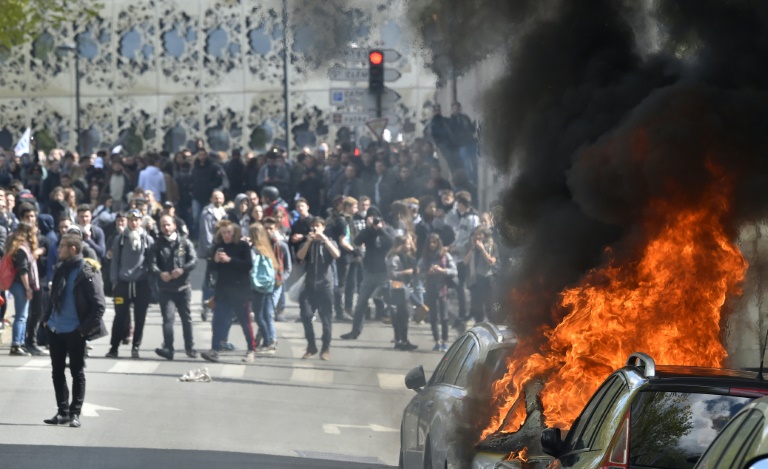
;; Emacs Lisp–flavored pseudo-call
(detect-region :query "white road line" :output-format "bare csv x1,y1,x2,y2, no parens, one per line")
15,358,49,370
290,367,334,384
107,361,160,374
377,373,406,390
219,364,246,379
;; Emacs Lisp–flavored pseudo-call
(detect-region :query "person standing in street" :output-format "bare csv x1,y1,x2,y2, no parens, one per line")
201,220,255,363
106,209,153,359
297,217,339,360
7,222,40,356
197,189,226,321
18,204,51,356
150,215,198,360
43,234,107,428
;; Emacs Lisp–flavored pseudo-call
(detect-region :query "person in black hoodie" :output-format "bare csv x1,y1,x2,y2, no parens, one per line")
225,149,247,199
340,209,393,340
150,215,197,360
201,219,254,363
42,234,107,428
190,150,224,238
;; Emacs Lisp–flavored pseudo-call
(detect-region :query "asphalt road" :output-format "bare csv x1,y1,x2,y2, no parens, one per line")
0,263,449,468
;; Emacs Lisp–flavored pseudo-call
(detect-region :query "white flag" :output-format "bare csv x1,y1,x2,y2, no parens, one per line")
14,127,31,157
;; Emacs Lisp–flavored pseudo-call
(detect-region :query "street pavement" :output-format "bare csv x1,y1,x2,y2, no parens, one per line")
0,264,451,468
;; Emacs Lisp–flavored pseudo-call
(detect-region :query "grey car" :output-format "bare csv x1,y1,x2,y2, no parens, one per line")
399,322,516,469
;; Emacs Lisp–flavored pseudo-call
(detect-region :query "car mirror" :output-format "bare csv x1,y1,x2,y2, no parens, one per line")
405,365,427,392
541,428,563,457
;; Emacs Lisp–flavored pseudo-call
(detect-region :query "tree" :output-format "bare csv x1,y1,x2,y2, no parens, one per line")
0,0,102,51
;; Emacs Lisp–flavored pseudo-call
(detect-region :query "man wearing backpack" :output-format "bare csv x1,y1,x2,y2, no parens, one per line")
106,209,154,359
296,217,340,361
262,217,291,323
149,215,198,360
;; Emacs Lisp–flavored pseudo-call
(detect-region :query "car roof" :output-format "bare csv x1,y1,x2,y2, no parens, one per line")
621,364,768,389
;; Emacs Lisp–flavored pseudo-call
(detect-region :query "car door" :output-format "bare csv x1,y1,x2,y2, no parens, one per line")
402,335,470,468
552,374,629,468
421,335,479,468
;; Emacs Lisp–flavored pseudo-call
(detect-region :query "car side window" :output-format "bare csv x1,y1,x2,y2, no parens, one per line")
429,336,468,385
562,376,626,453
453,341,479,388
439,337,476,386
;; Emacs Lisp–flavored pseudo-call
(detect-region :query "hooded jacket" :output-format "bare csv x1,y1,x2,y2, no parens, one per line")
109,228,153,284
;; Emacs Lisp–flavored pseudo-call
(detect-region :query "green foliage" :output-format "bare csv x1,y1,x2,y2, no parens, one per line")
249,126,270,150
630,392,695,466
33,128,56,153
0,0,102,51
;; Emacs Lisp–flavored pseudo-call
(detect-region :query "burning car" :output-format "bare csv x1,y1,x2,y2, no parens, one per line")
474,353,768,469
399,322,516,468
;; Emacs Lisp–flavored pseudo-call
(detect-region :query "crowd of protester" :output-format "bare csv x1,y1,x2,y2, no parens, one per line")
0,106,500,361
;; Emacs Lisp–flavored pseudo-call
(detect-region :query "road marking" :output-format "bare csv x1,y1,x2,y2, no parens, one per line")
377,373,405,390
107,361,160,374
291,367,334,384
81,402,121,417
15,358,49,370
219,364,246,379
322,423,399,435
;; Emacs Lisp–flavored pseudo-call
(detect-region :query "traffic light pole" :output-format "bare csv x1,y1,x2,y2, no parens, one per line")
375,89,382,118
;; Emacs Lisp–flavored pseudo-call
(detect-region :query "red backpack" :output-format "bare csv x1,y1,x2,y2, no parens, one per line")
0,253,17,291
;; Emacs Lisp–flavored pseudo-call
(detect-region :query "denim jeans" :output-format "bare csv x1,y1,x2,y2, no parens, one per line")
211,296,254,351
253,289,276,346
191,199,204,240
10,281,30,346
458,143,478,183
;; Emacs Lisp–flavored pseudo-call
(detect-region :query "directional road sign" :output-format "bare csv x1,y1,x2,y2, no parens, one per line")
340,49,402,63
328,66,402,83
330,88,402,107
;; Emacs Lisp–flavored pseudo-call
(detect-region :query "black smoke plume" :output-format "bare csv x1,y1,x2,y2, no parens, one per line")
409,0,768,463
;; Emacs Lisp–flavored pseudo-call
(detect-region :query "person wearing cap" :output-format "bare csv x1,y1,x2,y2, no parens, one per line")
161,201,188,238
106,209,153,359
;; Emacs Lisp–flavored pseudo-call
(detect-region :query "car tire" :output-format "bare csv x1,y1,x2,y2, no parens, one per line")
423,437,432,469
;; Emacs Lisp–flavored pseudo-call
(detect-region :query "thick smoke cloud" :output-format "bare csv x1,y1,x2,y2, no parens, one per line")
408,0,768,461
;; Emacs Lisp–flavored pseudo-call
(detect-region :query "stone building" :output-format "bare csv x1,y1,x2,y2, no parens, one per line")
0,0,438,155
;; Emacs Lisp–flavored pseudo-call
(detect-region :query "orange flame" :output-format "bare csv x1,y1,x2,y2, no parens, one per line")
505,447,529,462
482,181,747,439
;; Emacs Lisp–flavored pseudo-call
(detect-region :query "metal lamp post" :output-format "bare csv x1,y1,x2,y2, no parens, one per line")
57,43,82,155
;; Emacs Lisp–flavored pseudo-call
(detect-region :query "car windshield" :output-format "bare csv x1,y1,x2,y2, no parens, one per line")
628,391,751,469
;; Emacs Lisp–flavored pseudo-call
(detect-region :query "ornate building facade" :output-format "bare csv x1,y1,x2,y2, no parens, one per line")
0,0,437,155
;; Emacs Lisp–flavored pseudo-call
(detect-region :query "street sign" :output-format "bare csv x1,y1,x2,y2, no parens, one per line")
331,112,401,127
328,66,402,83
340,48,402,63
330,88,402,107
366,118,388,139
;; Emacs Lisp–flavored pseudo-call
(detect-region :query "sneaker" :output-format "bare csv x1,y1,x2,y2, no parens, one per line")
10,346,30,356
439,343,449,353
26,344,49,356
201,350,219,363
256,344,276,355
155,348,174,360
320,350,330,361
242,350,256,363
186,349,198,359
335,313,354,323
220,342,237,351
432,343,441,352
105,349,118,358
340,332,359,340
201,308,209,322
274,313,287,322
69,414,81,428
396,342,418,351
131,348,140,359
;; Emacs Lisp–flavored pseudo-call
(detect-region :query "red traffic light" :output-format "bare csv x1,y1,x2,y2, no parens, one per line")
369,51,383,65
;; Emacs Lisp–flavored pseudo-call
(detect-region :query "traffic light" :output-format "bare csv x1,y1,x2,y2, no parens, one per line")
368,49,384,92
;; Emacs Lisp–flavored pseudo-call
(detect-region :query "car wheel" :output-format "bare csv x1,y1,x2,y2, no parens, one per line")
423,437,432,469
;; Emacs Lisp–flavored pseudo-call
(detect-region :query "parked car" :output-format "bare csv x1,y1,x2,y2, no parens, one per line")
695,394,768,468
399,322,516,469
475,352,768,469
